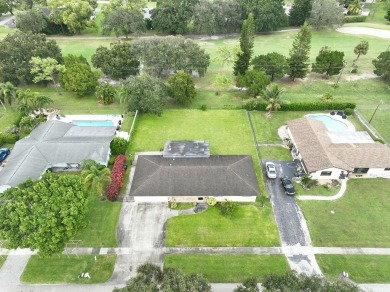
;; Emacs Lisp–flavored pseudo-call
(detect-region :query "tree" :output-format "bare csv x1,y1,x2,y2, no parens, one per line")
2,0,17,15
0,172,88,255
233,13,255,76
288,23,312,81
0,82,16,111
312,47,345,77
0,31,62,85
192,0,244,34
262,271,362,291
234,276,259,292
114,263,211,292
102,0,146,14
48,0,95,34
351,40,369,71
252,0,287,32
386,6,390,22
92,42,140,79
59,57,99,96
309,0,344,30
16,88,53,115
151,0,198,34
30,57,66,94
263,83,282,116
289,0,313,26
347,0,362,15
167,70,196,105
372,51,390,81
16,9,47,33
102,8,145,38
96,83,116,105
214,73,232,95
251,52,287,81
120,74,168,115
132,36,210,77
237,70,270,97
82,164,111,197
0,1,8,16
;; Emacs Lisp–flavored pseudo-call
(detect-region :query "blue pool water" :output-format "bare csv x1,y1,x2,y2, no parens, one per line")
72,120,114,127
307,115,348,132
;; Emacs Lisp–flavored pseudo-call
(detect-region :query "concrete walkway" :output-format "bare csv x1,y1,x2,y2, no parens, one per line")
0,254,31,285
298,179,347,201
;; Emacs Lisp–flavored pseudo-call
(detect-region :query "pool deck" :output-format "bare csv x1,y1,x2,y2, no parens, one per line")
48,114,130,141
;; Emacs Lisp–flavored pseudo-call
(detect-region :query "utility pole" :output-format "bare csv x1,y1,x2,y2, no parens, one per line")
369,100,383,124
334,61,346,87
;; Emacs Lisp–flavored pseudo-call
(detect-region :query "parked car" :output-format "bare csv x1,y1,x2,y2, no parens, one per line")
281,176,295,196
0,148,10,163
265,162,277,179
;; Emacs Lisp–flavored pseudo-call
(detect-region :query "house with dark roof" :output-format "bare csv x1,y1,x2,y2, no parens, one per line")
0,120,116,192
287,117,390,180
128,141,260,202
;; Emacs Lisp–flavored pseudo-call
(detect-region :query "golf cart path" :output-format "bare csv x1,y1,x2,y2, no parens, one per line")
337,27,390,39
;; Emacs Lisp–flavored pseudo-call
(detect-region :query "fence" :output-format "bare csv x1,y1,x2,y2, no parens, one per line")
354,108,388,145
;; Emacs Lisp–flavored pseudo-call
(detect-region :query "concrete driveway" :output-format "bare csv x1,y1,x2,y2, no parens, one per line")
108,202,178,284
264,160,321,275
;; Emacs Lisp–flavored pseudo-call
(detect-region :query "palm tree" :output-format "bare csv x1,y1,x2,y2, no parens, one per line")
82,165,111,197
348,0,362,15
263,83,283,118
0,82,17,111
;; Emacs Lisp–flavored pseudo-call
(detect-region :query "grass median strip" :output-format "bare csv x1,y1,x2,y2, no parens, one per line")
166,205,279,247
317,255,390,283
165,254,289,283
22,255,116,284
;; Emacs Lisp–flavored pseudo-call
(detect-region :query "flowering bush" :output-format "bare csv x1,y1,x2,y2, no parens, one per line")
106,155,126,201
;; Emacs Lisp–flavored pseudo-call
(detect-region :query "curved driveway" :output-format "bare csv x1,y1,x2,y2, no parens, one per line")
264,160,322,275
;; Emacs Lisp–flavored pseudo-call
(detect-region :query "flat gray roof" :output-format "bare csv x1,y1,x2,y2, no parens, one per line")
129,155,260,197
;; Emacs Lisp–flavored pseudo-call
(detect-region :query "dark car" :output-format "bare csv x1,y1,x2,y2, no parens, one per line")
0,148,10,164
281,176,295,196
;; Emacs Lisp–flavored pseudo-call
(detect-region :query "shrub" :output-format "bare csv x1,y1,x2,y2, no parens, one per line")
218,200,238,216
343,15,367,23
199,104,207,111
106,154,127,201
168,201,177,209
0,133,19,144
110,137,128,155
373,138,384,144
206,197,217,206
243,101,356,111
96,83,116,105
300,174,318,189
344,108,353,116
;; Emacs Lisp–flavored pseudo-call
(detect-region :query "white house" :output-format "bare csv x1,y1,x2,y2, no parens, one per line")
287,117,390,180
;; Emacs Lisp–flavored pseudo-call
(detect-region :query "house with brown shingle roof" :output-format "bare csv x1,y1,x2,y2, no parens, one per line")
287,117,390,180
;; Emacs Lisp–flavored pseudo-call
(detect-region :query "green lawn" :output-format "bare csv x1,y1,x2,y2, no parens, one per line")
294,181,341,197
164,254,289,283
317,255,390,283
259,146,292,161
298,178,390,247
22,255,116,284
0,256,6,269
166,204,279,247
0,108,19,134
170,202,196,210
73,196,121,247
358,108,390,144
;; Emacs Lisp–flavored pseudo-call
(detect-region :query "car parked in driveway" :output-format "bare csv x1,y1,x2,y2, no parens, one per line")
0,148,10,164
281,176,295,195
265,162,277,178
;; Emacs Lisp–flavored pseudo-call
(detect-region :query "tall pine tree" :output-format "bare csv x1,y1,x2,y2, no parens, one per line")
289,0,313,26
233,13,255,76
288,23,312,81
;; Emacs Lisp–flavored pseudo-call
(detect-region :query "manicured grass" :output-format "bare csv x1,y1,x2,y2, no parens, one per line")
298,178,390,247
259,146,292,161
317,255,390,283
22,255,116,284
365,3,389,25
55,39,110,63
73,196,121,247
166,204,279,247
0,256,6,269
0,108,18,133
131,109,255,156
293,181,341,197
164,254,289,283
358,108,390,144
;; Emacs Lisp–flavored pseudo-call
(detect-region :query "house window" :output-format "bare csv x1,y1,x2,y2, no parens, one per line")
320,171,332,176
385,168,390,171
353,168,369,174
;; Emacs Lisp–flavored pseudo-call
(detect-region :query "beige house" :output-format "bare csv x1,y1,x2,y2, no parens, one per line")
287,117,390,180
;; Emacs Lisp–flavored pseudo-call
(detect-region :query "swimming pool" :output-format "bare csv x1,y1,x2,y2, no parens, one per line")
307,114,348,132
72,120,115,127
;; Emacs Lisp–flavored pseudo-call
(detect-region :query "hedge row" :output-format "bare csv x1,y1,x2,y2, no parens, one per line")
106,154,126,201
243,100,356,111
0,133,19,146
343,15,367,23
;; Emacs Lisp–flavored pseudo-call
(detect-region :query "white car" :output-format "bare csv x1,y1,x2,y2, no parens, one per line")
265,162,277,179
